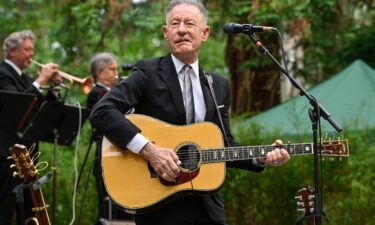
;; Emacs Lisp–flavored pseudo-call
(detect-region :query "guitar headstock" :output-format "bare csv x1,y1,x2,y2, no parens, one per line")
319,139,349,157
295,186,315,224
8,144,38,181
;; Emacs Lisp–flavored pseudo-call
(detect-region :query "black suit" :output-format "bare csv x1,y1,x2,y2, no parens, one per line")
0,60,54,224
90,54,264,225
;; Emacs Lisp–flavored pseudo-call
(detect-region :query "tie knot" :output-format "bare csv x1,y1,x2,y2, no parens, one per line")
183,65,191,72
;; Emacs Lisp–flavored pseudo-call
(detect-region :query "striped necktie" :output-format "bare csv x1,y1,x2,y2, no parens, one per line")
182,65,195,124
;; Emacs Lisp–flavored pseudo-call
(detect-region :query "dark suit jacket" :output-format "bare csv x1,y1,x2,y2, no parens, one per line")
87,84,108,111
90,54,264,222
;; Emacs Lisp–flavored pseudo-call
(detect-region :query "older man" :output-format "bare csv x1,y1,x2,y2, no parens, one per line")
0,30,60,224
90,1,290,225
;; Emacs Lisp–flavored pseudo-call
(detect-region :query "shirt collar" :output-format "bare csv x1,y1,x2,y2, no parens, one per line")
95,82,111,91
4,59,23,76
171,54,199,78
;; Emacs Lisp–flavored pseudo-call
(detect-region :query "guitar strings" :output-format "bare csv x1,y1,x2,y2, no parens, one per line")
28,143,37,156
35,161,49,172
31,151,41,162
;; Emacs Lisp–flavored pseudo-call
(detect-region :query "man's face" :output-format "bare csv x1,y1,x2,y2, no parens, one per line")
8,39,34,69
163,4,210,62
97,59,119,88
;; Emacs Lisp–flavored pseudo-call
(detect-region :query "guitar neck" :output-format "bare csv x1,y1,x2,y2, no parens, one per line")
202,143,316,163
30,188,51,225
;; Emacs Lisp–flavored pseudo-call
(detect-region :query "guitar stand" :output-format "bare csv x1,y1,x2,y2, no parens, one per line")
13,182,28,225
296,212,329,225
12,173,52,225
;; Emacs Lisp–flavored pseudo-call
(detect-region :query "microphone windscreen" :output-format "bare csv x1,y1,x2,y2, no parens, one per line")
223,23,235,34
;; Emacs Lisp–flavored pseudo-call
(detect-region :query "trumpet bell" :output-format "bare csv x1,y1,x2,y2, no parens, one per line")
81,76,94,94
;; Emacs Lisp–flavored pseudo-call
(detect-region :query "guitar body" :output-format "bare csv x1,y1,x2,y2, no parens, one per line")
102,114,226,213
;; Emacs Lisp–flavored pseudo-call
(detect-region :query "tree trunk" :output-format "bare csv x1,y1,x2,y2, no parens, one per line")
226,34,281,115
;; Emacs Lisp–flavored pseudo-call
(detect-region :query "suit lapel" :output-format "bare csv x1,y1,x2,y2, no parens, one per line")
3,62,31,90
20,72,33,89
199,68,215,121
158,55,186,124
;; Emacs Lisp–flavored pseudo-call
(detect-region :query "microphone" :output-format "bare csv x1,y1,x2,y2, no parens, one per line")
32,171,52,190
223,23,274,34
121,64,134,72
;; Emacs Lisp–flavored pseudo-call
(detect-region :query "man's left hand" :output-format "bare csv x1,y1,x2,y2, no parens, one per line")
260,139,290,166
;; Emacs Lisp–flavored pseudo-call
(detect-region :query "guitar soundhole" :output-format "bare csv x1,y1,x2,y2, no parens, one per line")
177,144,200,171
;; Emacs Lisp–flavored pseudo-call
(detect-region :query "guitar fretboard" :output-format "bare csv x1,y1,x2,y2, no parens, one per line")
202,143,315,163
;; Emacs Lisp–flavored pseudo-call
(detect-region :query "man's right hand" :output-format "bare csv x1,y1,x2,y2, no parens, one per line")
139,142,180,182
35,63,59,86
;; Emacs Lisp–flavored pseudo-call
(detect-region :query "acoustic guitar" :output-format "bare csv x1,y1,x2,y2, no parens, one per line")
8,144,51,225
102,114,349,213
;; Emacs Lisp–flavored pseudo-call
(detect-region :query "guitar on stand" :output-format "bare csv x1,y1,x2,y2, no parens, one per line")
295,186,329,225
295,186,316,225
8,144,51,225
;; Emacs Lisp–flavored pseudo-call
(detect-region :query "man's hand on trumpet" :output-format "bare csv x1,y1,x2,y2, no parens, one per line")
35,63,61,87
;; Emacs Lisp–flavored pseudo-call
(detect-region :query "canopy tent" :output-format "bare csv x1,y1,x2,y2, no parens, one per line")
238,60,375,136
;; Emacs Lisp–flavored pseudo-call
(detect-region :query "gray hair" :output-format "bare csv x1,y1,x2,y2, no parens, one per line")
166,0,208,25
3,30,36,58
90,52,117,80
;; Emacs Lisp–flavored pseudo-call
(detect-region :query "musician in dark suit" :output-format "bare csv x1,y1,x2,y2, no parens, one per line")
0,30,60,224
87,52,134,223
87,53,119,111
90,1,290,224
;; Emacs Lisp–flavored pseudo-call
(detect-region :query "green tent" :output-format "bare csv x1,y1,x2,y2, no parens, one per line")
238,59,375,136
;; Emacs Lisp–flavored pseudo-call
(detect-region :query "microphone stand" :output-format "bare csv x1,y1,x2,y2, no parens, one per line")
246,32,342,225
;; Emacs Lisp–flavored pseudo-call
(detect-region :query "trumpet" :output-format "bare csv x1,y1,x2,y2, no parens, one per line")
31,60,93,94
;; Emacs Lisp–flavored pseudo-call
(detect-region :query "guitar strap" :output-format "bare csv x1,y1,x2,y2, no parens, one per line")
203,71,230,147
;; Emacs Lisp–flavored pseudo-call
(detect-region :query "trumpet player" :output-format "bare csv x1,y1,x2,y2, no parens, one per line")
0,29,60,224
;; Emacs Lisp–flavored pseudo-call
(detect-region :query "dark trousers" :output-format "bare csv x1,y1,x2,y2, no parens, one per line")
0,158,33,225
135,195,228,225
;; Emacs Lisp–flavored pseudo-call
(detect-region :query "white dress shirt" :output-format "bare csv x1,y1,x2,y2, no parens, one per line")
126,55,207,154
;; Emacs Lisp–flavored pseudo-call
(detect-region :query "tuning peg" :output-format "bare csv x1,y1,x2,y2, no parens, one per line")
10,164,16,168
294,196,303,201
12,171,19,178
30,170,38,177
297,202,304,207
309,208,315,213
297,208,306,213
7,156,13,160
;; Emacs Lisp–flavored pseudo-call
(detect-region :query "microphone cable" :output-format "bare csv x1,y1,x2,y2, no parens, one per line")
273,27,290,75
68,101,83,225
